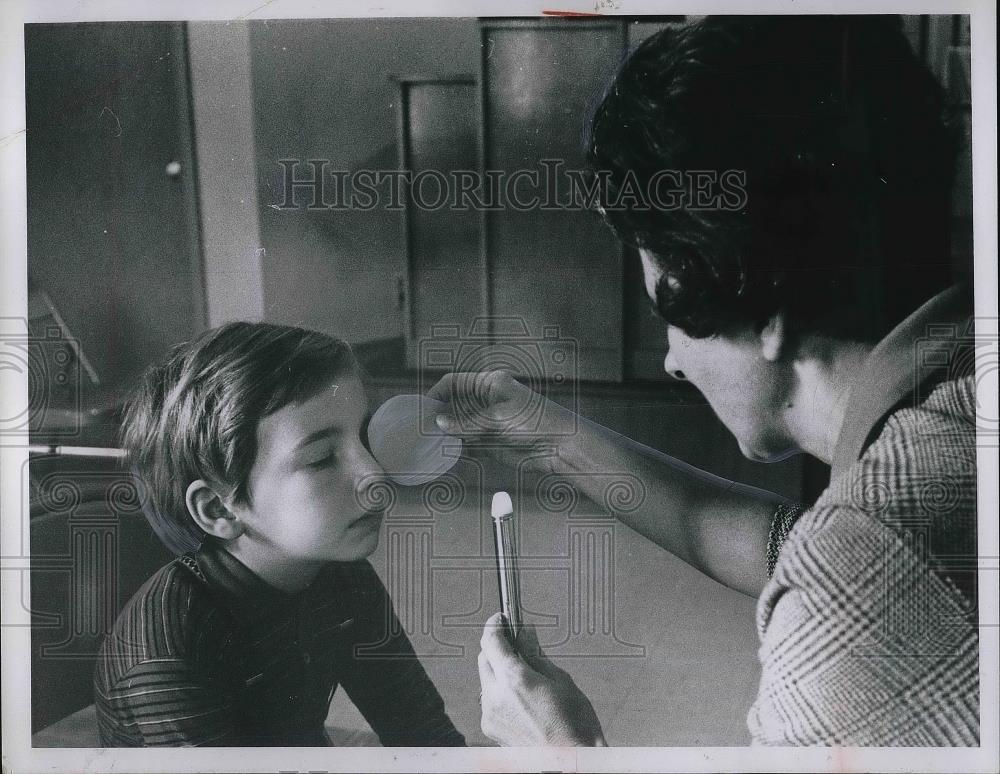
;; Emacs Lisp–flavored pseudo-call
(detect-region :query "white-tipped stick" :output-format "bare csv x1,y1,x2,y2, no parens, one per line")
491,490,513,519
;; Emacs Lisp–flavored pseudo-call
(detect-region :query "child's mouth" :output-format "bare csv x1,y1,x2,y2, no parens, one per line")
354,511,384,526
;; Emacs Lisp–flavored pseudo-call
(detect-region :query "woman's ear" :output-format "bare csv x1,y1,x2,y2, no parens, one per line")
760,312,786,362
185,479,244,541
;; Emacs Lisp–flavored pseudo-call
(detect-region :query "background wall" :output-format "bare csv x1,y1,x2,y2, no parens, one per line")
25,23,204,405
250,19,481,344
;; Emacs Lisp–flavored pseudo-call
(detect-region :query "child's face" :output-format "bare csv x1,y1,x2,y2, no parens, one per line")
232,370,387,563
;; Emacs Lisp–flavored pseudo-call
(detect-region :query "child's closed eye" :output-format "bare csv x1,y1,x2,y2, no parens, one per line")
305,451,339,469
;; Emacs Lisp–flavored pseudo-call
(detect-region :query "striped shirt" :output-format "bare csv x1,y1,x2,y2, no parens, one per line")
753,285,980,745
94,542,465,746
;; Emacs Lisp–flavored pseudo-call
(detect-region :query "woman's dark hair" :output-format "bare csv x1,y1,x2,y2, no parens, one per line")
121,322,353,554
587,16,960,341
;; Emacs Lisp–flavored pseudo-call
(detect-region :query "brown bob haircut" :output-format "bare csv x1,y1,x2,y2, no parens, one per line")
121,322,354,554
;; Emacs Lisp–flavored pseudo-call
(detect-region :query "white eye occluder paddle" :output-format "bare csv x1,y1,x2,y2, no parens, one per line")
367,394,463,486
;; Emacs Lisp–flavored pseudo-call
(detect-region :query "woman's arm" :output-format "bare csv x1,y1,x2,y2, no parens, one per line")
554,411,790,597
430,370,794,598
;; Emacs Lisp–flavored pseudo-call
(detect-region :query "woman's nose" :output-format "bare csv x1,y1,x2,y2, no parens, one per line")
663,350,687,381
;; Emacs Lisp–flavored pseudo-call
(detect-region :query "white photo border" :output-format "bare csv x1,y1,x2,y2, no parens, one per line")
2,1,996,772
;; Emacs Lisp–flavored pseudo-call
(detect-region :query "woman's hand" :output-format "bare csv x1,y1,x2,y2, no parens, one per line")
478,612,606,747
426,370,577,475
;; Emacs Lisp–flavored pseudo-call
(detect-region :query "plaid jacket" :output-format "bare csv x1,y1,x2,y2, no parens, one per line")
750,286,980,746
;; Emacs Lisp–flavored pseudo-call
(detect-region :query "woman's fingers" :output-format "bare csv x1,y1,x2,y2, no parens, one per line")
515,622,564,681
515,618,541,653
427,370,498,404
477,649,495,684
428,371,519,437
481,613,562,681
478,611,605,746
480,612,524,680
433,411,460,435
425,372,455,403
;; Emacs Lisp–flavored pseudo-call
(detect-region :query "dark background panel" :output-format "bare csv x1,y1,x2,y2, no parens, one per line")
483,22,626,382
249,19,481,347
403,80,483,364
25,22,204,412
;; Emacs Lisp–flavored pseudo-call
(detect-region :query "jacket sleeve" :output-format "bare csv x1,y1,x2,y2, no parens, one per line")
749,505,979,746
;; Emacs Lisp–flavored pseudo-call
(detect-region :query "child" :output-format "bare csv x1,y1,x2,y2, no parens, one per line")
94,322,465,746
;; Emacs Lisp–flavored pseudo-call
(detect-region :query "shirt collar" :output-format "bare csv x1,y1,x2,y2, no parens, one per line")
193,541,302,622
830,284,973,481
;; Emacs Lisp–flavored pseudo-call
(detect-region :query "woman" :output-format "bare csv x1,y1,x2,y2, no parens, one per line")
430,16,979,746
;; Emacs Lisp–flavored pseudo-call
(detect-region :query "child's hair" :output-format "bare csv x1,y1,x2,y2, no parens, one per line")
121,321,354,554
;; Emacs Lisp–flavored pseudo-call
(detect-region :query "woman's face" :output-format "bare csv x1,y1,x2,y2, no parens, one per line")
639,250,797,462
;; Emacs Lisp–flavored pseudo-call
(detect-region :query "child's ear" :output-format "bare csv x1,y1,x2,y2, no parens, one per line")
185,480,244,541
